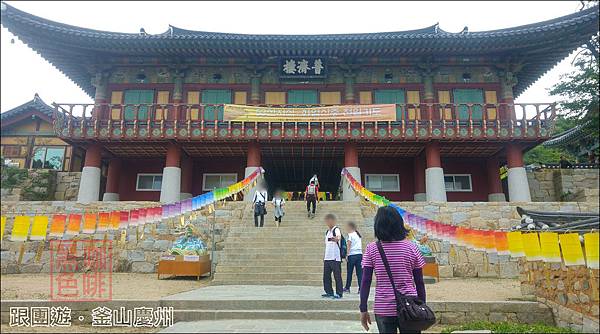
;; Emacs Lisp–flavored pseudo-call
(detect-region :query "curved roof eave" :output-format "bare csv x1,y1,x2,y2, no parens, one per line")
1,1,598,98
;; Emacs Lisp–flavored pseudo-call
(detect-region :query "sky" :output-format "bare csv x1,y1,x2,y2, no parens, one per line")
0,1,586,112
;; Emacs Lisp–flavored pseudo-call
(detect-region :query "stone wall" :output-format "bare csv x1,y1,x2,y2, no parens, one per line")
0,201,248,274
367,201,600,279
53,172,81,200
528,168,599,202
520,260,599,332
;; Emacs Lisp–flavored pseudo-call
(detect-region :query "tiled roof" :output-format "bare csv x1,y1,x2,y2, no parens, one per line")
543,120,593,147
0,93,54,121
1,1,598,97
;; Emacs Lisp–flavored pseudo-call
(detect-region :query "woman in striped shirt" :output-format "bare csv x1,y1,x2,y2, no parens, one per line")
359,206,426,333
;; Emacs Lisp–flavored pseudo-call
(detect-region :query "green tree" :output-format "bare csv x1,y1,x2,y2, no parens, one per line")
548,1,599,136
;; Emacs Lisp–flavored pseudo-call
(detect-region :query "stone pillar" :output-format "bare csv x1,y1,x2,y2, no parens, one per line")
486,155,506,202
180,154,193,200
250,74,262,105
506,143,531,202
102,158,121,201
160,143,181,203
344,73,356,104
425,142,447,202
77,143,102,203
414,153,426,201
245,142,262,201
343,142,361,201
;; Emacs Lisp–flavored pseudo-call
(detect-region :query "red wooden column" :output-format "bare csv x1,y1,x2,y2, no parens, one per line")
160,143,182,203
180,154,193,200
414,153,426,201
102,158,121,201
486,155,506,202
343,142,361,201
77,143,103,203
245,142,262,201
424,142,447,202
506,143,531,202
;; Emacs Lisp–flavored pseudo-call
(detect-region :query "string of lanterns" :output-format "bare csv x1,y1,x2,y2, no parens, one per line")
341,168,599,269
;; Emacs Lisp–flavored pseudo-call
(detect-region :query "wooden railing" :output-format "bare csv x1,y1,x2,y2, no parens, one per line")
52,102,556,141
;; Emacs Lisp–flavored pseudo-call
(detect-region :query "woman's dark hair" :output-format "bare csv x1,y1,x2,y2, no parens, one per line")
347,221,362,238
374,206,407,241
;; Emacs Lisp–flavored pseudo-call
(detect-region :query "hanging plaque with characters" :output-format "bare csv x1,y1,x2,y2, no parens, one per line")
279,57,327,79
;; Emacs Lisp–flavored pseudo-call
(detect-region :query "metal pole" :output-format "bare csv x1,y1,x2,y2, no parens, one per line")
210,187,217,277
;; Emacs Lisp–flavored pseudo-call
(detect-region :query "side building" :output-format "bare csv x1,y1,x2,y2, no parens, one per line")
1,2,598,203
1,94,84,172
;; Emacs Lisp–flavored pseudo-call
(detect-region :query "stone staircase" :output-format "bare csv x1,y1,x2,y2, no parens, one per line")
213,201,373,286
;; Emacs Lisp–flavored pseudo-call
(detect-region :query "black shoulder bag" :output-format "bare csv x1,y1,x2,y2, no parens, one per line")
376,241,436,331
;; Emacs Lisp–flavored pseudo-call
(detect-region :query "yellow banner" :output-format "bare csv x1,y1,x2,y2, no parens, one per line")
11,216,30,242
30,216,49,241
507,231,525,257
522,233,542,261
583,232,599,269
559,233,585,266
539,232,561,263
223,104,398,122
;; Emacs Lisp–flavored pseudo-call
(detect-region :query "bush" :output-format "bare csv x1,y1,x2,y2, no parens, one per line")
441,321,576,333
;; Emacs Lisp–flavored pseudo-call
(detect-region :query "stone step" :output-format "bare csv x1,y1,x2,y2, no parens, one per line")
173,309,363,322
216,265,324,274
217,260,324,266
218,254,328,260
211,279,328,286
213,273,354,281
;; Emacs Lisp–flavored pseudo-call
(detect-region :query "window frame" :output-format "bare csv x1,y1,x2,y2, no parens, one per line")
444,174,473,192
202,173,238,191
30,145,66,171
136,173,163,192
364,174,401,192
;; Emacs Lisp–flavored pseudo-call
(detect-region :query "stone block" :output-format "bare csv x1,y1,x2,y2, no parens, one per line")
453,263,477,277
127,250,146,262
499,262,519,278
439,265,454,278
488,312,507,323
20,264,43,273
154,240,172,251
131,261,155,273
441,311,466,324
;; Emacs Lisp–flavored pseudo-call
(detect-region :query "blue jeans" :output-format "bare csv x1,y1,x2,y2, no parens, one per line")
345,254,362,290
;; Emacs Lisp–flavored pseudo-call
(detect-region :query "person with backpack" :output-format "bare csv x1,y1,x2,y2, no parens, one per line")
252,183,268,228
322,213,345,299
343,221,363,294
306,180,319,218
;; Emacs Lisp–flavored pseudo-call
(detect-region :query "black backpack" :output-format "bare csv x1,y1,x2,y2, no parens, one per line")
328,226,347,259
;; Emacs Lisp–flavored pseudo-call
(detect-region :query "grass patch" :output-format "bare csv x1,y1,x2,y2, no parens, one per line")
441,321,575,333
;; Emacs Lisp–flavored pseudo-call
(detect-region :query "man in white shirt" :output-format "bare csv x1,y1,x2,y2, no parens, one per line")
322,213,343,299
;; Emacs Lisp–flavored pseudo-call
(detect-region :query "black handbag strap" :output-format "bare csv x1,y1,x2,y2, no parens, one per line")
376,241,404,305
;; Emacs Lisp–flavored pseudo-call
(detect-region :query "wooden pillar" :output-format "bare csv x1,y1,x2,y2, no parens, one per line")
180,154,193,200
245,142,262,202
425,142,447,202
343,142,361,201
160,143,182,203
506,143,531,202
344,73,356,104
486,155,505,202
414,153,426,201
103,158,121,201
77,143,103,203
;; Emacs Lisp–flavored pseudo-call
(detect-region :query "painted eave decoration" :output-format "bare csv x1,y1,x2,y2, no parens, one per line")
0,1,598,97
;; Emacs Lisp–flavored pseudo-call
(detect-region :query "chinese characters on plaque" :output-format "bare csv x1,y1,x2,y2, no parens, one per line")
279,57,327,78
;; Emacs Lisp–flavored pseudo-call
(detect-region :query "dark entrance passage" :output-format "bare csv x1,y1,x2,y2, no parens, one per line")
261,144,344,199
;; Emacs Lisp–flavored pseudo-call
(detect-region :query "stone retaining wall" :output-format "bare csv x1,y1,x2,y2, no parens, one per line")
364,202,600,279
528,168,599,202
0,201,248,274
520,260,599,332
53,172,81,200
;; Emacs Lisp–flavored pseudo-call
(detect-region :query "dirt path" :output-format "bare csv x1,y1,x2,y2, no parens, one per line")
1,273,210,300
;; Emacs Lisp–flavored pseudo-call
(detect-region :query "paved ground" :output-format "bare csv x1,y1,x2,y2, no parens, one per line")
160,320,445,333
163,278,522,302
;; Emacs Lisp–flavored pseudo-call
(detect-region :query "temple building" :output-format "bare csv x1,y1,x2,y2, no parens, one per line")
1,2,597,203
